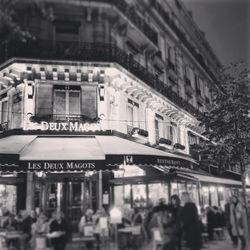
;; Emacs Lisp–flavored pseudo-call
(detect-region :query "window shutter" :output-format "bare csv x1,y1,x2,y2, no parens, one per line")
81,85,97,119
36,83,53,116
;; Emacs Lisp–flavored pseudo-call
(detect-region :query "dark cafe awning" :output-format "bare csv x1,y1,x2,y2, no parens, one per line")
0,135,197,172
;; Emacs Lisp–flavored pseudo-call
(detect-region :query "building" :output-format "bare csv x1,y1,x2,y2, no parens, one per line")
0,0,243,227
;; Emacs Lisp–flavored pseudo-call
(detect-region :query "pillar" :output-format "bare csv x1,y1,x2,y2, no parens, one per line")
26,172,34,212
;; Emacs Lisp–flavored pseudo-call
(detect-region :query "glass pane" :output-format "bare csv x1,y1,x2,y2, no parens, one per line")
148,183,168,206
171,182,178,195
69,91,80,115
132,184,146,208
0,184,16,214
133,106,139,127
114,186,124,207
54,91,66,117
201,186,209,208
127,106,133,126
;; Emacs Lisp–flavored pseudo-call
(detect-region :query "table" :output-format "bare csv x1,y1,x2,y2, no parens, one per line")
0,231,25,250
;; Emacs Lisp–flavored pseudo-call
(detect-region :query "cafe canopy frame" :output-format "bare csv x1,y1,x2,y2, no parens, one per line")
0,135,196,172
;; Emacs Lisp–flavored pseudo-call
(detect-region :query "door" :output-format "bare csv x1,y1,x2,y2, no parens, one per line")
41,177,95,231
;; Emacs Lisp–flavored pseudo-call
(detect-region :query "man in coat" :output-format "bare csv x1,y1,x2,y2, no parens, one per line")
181,192,202,250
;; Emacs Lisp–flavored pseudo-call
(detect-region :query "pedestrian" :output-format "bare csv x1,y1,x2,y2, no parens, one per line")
181,192,202,250
230,195,246,250
19,210,33,250
205,206,216,240
30,213,48,250
132,207,144,249
225,197,237,245
49,211,69,250
149,201,176,250
169,195,182,250
144,202,154,242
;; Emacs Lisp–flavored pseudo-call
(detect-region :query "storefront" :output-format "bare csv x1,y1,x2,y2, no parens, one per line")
0,132,197,224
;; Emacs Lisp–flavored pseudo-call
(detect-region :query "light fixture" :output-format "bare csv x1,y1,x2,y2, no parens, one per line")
218,187,224,192
209,186,215,192
99,85,105,101
27,82,34,99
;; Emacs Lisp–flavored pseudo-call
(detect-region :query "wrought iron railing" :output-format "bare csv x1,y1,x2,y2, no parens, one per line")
0,40,202,117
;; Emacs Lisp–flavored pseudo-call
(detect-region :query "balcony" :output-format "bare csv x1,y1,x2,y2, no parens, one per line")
0,40,202,117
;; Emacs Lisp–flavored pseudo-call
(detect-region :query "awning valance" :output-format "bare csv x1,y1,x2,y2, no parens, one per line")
0,135,196,172
187,173,242,186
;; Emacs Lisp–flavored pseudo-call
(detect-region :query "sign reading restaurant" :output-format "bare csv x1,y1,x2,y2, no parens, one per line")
23,121,105,132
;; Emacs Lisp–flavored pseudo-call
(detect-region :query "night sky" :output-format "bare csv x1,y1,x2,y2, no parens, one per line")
184,0,250,68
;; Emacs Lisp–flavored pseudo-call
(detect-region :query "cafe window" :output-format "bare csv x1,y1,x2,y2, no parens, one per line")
148,183,168,206
53,85,80,120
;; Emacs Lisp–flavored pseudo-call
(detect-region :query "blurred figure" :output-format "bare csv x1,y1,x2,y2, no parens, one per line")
230,196,246,250
30,210,37,223
169,195,182,250
49,211,69,250
19,210,33,250
149,201,176,250
132,207,144,250
181,192,202,250
205,206,216,240
79,208,94,233
225,197,237,245
31,213,48,250
144,202,154,242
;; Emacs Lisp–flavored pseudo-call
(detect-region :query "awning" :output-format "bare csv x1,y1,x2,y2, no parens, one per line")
0,135,196,172
187,173,242,186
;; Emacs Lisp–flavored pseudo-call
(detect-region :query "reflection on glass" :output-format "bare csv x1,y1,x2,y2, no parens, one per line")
171,182,178,195
148,183,168,206
133,184,146,208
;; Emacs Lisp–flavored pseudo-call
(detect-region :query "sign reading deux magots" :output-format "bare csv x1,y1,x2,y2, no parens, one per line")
23,121,105,132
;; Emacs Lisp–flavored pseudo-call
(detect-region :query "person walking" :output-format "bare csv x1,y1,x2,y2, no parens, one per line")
230,195,246,250
149,199,176,250
205,206,216,240
169,195,182,250
181,192,202,250
49,211,69,250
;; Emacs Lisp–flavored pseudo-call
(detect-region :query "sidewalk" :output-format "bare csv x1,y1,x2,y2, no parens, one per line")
66,238,235,250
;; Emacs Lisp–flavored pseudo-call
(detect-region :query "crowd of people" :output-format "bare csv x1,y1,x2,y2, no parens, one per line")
0,192,249,250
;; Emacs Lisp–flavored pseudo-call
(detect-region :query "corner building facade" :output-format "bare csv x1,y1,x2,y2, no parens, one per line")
0,0,243,230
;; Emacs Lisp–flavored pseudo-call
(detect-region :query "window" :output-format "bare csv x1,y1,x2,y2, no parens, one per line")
171,122,180,143
53,85,80,120
155,114,164,142
158,33,166,60
54,20,80,42
0,100,8,124
168,47,176,66
127,99,139,129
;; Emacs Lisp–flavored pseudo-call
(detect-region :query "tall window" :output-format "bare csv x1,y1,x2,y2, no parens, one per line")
127,99,139,129
53,85,80,120
155,114,164,142
168,47,176,67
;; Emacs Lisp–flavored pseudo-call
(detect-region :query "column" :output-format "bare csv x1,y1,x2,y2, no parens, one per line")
26,172,34,212
146,108,156,144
